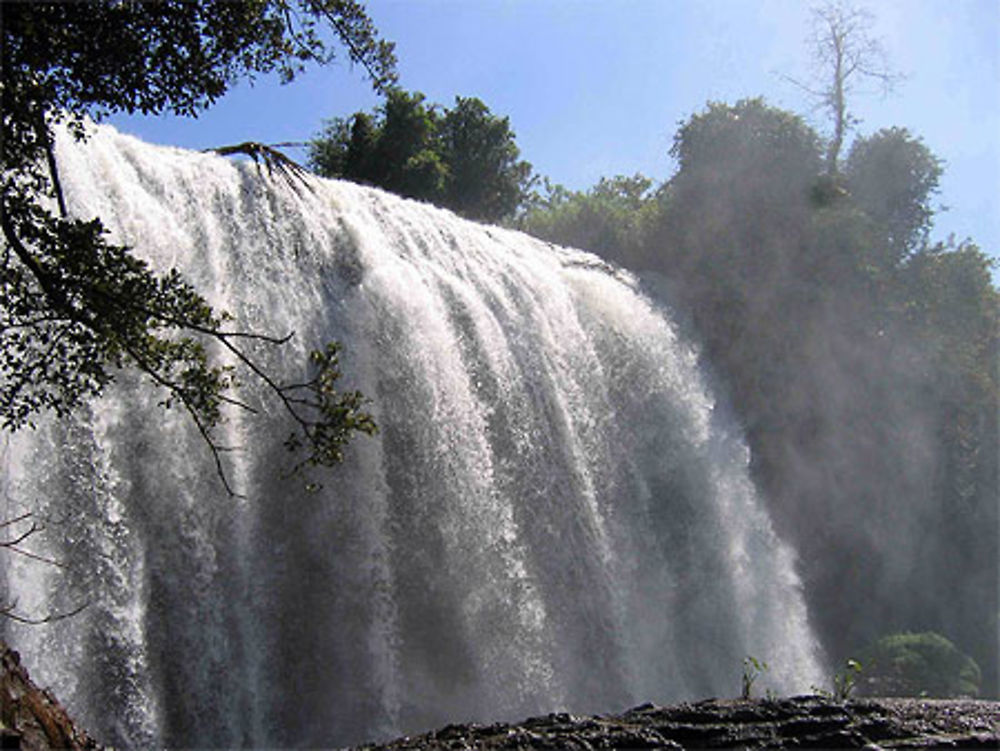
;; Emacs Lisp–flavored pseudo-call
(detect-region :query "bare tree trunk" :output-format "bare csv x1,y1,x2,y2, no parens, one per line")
782,1,900,177
827,31,846,175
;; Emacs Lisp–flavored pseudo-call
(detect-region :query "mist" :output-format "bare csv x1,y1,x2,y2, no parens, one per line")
521,96,999,698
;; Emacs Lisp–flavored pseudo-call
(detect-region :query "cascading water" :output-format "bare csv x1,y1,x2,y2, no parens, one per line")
1,124,824,748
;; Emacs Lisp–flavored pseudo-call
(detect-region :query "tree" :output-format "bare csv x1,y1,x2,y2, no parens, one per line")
657,98,826,359
637,97,999,689
345,112,378,180
311,88,444,201
2,1,395,492
786,0,901,174
860,632,982,698
439,96,535,222
888,242,1000,693
310,89,534,222
519,174,659,268
374,89,448,201
845,127,942,262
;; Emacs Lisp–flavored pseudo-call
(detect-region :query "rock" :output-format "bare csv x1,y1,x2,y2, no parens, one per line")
356,696,1000,749
0,641,100,751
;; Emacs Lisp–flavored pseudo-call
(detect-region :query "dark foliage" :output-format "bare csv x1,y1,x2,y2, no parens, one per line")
845,127,942,261
310,88,534,222
1,1,394,492
860,632,982,698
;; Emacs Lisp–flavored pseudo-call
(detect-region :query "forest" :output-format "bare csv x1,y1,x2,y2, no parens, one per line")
2,0,997,727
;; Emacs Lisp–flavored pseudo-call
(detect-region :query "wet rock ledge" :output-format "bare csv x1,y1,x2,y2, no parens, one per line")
359,696,1000,750
1,643,99,751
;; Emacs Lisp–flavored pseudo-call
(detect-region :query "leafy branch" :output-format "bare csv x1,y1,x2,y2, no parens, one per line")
1,202,377,495
2,0,394,497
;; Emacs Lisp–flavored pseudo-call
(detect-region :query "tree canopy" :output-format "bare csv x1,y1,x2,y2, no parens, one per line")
1,1,395,491
845,127,942,261
309,88,535,222
861,632,982,698
519,174,659,269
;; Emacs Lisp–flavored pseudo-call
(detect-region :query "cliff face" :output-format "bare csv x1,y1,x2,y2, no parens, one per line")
0,641,100,751
359,696,1000,750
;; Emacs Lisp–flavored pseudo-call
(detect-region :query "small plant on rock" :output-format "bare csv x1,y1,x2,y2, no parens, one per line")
742,656,768,699
833,659,863,700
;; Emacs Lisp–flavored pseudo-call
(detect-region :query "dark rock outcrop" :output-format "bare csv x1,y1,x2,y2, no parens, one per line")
0,641,100,751
358,696,1000,749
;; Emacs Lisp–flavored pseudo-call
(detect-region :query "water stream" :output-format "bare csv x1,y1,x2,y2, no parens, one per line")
2,125,823,748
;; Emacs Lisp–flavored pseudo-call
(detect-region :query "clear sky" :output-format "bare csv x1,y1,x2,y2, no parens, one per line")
109,0,999,274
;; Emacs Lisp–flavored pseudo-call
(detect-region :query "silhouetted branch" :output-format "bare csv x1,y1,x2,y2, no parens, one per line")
1,600,89,625
0,512,65,568
208,141,314,193
0,513,88,624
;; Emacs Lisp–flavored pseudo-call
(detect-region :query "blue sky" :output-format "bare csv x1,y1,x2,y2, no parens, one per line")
110,0,999,273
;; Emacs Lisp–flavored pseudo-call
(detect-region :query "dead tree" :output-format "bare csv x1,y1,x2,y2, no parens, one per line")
784,0,902,175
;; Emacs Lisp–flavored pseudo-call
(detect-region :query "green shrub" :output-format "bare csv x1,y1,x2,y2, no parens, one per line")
860,632,981,698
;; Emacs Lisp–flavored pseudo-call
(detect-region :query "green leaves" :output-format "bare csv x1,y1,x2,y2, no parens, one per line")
518,174,658,269
1,206,223,426
833,659,863,700
741,656,769,699
1,2,395,124
309,88,535,222
846,127,942,262
283,343,377,473
861,632,982,698
1,1,392,492
438,96,534,222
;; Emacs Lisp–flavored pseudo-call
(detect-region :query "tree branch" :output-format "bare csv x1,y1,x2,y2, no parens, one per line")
1,600,89,626
39,114,68,220
0,513,72,596
306,0,396,89
122,341,243,497
208,141,314,193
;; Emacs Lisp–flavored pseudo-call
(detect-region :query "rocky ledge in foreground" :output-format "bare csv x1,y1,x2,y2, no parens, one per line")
359,696,999,750
1,642,100,751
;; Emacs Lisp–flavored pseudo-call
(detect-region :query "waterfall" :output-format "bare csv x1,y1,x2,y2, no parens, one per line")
1,124,823,748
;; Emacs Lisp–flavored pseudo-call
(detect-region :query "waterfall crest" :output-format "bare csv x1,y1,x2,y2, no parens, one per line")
2,125,822,748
